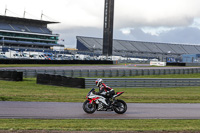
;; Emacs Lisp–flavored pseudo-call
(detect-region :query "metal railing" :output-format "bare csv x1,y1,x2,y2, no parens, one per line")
85,78,200,88
2,68,200,78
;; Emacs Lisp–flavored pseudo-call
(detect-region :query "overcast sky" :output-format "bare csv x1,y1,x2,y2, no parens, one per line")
1,0,200,48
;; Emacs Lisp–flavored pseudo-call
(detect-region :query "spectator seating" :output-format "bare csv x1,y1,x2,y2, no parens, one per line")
0,22,51,34
76,36,200,56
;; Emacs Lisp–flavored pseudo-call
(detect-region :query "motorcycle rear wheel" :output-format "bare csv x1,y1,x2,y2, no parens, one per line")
113,99,127,114
83,100,96,114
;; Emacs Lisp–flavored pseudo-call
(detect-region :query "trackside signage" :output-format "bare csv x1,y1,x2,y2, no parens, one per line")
150,61,166,66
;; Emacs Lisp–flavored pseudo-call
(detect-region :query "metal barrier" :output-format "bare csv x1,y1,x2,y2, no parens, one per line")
4,67,200,78
85,78,200,88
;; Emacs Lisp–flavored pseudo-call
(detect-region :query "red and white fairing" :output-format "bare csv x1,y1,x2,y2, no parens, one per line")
87,90,108,106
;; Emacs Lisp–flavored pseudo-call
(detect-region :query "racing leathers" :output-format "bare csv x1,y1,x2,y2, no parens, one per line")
95,83,115,106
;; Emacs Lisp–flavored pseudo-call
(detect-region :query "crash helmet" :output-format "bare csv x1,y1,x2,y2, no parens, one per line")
95,78,103,87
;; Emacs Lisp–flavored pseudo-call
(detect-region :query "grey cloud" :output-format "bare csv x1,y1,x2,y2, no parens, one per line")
114,0,200,28
53,27,103,48
114,15,195,29
160,27,200,44
52,26,200,48
128,28,159,42
128,27,200,44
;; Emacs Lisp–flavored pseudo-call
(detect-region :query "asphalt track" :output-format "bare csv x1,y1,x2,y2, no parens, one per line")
0,101,200,119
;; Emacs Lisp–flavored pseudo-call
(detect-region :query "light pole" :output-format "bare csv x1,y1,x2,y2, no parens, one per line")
103,0,114,56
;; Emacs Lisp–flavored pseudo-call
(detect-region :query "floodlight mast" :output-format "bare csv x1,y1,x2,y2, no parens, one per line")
4,6,7,15
103,0,114,57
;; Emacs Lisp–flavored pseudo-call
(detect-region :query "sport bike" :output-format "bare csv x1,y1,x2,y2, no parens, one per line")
83,88,127,114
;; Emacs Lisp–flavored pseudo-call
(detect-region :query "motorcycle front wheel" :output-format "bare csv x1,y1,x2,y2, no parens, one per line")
83,100,96,114
113,99,127,114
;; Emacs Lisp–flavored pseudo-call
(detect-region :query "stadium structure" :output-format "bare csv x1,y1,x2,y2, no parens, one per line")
0,15,63,52
76,36,200,61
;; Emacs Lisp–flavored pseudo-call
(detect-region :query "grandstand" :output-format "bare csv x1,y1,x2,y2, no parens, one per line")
0,15,63,52
76,36,200,61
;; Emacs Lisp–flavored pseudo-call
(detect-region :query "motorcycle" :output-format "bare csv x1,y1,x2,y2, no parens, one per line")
83,88,127,114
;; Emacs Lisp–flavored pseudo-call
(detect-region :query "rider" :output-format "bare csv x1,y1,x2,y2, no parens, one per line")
94,78,115,107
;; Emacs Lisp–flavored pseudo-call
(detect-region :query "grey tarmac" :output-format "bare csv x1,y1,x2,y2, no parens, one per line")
0,101,200,119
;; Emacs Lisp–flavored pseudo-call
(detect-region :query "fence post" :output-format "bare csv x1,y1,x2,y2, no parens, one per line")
34,69,37,77
71,70,74,77
80,70,82,77
88,70,90,77
25,69,27,78
130,70,133,76
95,70,98,77
117,69,119,77
125,79,127,88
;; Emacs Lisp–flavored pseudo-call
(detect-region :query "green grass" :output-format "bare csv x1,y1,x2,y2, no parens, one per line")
0,78,87,102
0,119,200,131
1,78,200,103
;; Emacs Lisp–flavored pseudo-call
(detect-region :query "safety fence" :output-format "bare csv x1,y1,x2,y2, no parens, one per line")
2,67,200,78
85,78,200,88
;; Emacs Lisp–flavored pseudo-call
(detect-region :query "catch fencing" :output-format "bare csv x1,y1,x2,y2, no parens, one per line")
2,67,200,78
85,78,200,88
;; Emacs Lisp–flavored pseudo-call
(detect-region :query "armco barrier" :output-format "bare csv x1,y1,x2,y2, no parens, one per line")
2,68,200,78
37,74,85,88
85,78,200,88
6,67,200,78
0,70,23,81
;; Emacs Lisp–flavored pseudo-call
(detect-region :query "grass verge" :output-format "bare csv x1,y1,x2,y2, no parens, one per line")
0,119,200,132
1,78,200,103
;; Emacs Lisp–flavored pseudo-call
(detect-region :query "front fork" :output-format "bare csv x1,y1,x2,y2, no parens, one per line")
87,99,96,108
